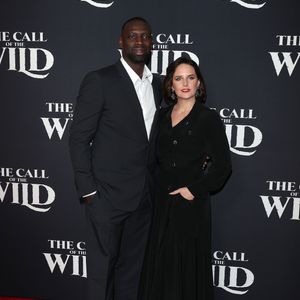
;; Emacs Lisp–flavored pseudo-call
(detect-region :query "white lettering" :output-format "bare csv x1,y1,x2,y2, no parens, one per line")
269,52,300,76
41,118,71,139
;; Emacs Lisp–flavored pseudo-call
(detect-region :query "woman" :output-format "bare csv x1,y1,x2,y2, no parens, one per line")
139,57,232,300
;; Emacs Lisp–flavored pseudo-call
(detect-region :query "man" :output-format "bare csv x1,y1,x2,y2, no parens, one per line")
69,17,162,300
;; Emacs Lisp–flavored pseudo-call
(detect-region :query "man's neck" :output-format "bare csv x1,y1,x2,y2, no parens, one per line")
123,58,145,79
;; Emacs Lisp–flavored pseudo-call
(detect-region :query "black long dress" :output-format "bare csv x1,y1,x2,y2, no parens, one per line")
139,101,232,300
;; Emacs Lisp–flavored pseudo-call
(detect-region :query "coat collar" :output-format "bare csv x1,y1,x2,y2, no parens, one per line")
164,100,206,128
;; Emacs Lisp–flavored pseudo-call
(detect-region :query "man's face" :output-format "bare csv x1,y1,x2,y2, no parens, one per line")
119,20,152,64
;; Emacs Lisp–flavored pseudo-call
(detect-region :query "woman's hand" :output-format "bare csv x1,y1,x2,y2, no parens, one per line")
169,187,194,201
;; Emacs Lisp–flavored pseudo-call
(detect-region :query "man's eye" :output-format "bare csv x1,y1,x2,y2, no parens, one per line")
128,33,136,39
142,34,151,40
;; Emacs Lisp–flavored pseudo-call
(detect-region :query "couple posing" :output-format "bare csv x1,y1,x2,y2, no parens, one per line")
69,17,231,300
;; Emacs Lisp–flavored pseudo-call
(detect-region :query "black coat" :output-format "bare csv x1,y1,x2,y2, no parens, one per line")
156,100,232,199
69,61,162,211
139,101,232,300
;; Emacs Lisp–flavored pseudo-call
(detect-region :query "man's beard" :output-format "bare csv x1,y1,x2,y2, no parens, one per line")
127,51,152,64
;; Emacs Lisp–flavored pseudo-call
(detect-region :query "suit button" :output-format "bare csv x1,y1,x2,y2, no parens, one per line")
173,140,178,145
172,162,176,167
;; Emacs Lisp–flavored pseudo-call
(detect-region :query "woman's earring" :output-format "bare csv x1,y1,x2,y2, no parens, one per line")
171,89,176,100
195,88,201,98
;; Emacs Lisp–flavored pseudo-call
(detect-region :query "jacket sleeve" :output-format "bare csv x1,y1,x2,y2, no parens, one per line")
69,71,104,198
187,110,232,198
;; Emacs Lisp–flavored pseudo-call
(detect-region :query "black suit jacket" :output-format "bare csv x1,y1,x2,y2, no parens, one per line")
69,61,162,211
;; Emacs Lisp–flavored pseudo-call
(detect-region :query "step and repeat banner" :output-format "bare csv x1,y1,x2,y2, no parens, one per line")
1,0,299,299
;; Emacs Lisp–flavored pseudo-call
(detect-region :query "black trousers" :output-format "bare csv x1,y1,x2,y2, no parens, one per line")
85,188,152,300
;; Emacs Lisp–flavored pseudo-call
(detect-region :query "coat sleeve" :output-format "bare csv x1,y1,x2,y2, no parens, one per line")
69,71,104,198
187,110,232,198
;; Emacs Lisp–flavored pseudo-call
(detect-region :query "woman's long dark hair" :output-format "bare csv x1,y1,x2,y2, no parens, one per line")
163,56,207,104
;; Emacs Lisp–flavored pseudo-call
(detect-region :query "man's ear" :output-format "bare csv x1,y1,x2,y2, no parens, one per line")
118,37,123,49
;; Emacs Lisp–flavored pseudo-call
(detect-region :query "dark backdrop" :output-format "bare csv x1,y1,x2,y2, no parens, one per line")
1,0,299,299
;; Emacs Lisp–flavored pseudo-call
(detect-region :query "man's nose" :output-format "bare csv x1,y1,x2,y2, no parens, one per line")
135,36,143,44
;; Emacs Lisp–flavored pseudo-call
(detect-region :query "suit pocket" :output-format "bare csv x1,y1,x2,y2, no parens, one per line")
82,191,100,206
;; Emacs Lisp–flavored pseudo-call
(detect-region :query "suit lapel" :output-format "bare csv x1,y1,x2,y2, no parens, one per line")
149,76,162,142
115,61,148,141
152,76,161,110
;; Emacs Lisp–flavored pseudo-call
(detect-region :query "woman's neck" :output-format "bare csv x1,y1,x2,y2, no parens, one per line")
174,98,196,112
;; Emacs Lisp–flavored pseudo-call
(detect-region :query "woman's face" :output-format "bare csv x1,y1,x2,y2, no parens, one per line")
172,63,200,101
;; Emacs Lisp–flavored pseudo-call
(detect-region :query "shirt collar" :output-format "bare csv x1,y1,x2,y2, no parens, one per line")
120,57,153,84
